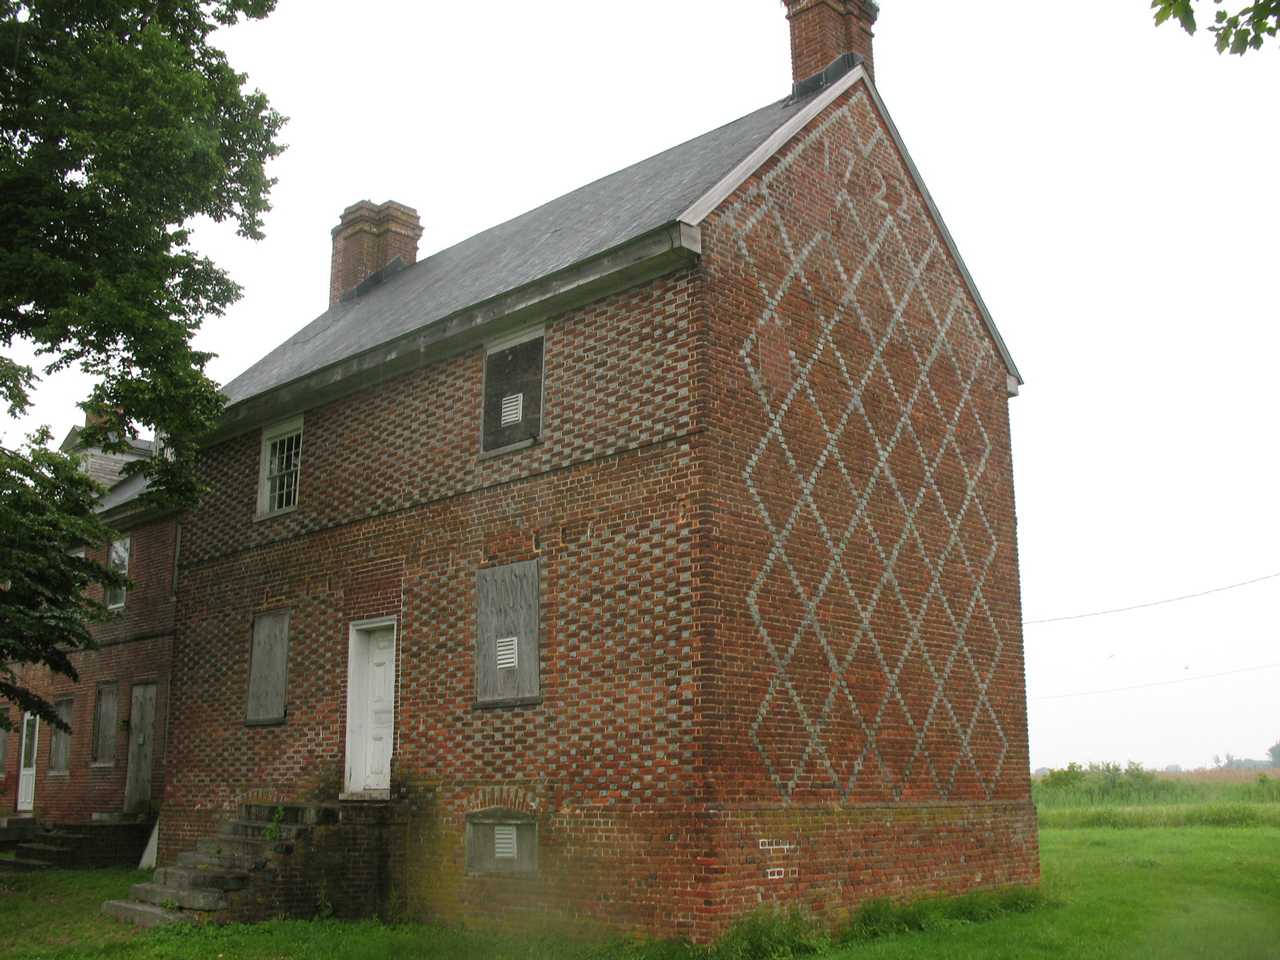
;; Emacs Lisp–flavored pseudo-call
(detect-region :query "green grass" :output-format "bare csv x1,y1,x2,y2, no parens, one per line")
2,827,1279,959
0,864,151,955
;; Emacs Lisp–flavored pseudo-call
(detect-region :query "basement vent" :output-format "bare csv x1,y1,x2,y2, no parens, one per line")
500,393,524,426
494,825,517,860
495,636,519,671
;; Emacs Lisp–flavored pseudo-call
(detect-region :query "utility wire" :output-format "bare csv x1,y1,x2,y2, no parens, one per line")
1024,571,1280,625
1030,660,1280,701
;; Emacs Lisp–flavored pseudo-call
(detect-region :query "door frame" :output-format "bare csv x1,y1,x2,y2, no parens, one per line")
17,712,39,812
342,616,398,800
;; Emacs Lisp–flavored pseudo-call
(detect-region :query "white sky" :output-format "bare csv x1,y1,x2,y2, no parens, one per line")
6,1,1278,772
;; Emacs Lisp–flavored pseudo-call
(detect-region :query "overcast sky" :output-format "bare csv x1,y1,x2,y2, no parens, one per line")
7,1,1278,772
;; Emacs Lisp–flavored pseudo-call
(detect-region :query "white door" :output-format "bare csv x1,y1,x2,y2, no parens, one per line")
17,713,38,812
344,622,396,795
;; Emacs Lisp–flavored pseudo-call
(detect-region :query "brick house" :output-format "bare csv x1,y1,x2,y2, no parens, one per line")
158,1,1037,939
3,432,174,826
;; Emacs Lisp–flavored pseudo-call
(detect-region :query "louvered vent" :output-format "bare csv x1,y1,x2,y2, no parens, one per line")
495,636,519,670
500,393,523,426
494,825,517,859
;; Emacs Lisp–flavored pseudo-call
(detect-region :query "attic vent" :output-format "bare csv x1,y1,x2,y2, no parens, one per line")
500,393,524,426
494,825,517,860
495,636,519,671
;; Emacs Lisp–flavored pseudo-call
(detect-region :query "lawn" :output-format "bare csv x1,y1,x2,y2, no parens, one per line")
1,825,1277,959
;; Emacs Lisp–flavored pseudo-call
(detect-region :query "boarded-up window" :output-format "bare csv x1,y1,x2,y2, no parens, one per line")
465,808,538,874
476,559,540,704
0,707,8,771
49,698,73,773
247,609,290,723
92,685,118,764
105,537,129,609
482,335,543,451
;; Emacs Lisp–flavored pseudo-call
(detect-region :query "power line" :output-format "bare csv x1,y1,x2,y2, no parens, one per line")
1030,660,1280,701
1023,571,1280,625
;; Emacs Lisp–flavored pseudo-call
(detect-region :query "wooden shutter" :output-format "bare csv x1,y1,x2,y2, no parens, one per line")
482,337,543,451
49,698,73,773
247,610,290,722
476,559,540,704
93,685,118,763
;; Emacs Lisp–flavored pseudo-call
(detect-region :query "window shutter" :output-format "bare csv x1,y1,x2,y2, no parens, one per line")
476,559,540,703
247,610,291,722
49,698,73,773
93,685,118,763
482,337,543,451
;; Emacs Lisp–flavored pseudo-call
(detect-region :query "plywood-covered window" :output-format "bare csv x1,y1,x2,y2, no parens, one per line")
247,609,290,724
475,559,540,706
48,697,73,773
92,685,118,764
465,807,538,874
481,331,543,452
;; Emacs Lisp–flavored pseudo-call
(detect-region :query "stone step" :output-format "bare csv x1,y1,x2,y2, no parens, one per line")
154,865,249,891
241,802,338,826
176,849,267,872
217,818,310,841
14,842,80,865
0,856,49,873
102,899,196,928
196,835,294,859
29,832,89,849
130,881,228,912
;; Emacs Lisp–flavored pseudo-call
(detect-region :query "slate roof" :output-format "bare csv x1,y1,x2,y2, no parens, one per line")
221,94,815,407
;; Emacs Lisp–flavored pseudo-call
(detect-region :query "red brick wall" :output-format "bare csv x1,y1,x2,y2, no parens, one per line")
3,514,177,821
692,80,1037,918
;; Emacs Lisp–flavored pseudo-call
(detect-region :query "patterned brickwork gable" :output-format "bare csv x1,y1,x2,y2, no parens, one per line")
700,83,1030,812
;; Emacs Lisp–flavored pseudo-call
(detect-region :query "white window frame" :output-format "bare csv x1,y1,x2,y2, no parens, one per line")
105,538,129,610
257,416,304,518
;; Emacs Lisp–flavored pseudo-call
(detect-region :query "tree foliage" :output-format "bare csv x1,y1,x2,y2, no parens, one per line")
0,1,282,727
1,431,131,730
1269,741,1280,767
1153,0,1280,53
0,0,284,505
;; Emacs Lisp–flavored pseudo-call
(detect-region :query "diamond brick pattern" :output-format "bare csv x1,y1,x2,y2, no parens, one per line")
725,90,1011,802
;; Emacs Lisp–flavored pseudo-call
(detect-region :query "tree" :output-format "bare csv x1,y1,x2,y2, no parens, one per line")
1,431,131,730
1153,0,1280,53
1269,741,1280,768
0,1,284,729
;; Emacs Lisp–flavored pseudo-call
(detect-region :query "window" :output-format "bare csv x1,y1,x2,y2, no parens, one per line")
105,537,129,609
247,610,290,723
92,684,118,764
465,808,538,874
475,558,541,706
0,708,8,772
258,417,303,516
49,698,73,773
482,331,544,452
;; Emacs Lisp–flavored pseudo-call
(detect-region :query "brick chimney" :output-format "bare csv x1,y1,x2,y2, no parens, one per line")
783,0,879,84
329,200,424,306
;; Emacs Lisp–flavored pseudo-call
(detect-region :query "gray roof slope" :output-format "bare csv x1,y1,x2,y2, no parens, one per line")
221,95,812,407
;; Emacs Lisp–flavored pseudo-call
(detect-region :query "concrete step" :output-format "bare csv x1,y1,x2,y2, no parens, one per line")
130,881,228,912
176,849,267,872
102,899,196,928
241,802,338,826
14,842,80,866
217,818,310,841
0,856,49,873
196,835,294,859
153,865,249,891
28,832,88,849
